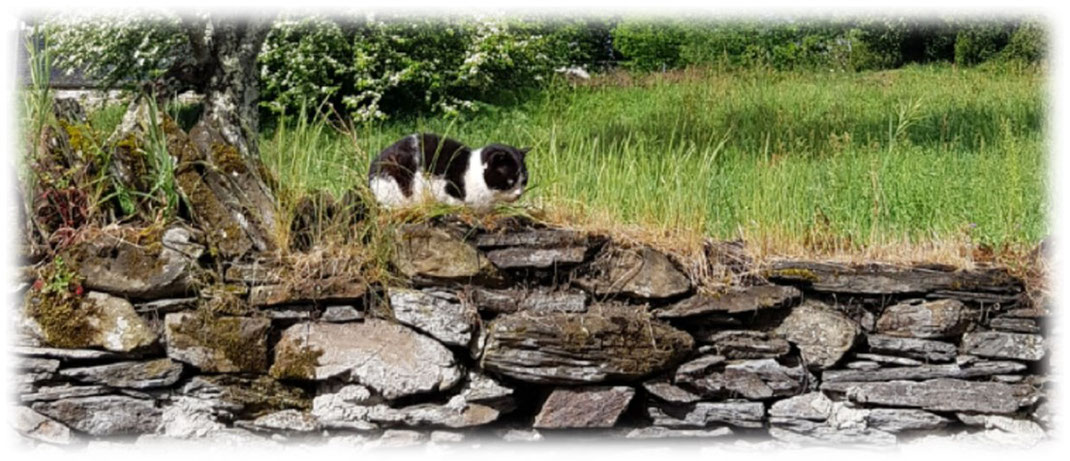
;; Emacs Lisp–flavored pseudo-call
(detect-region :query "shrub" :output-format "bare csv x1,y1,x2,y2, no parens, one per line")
954,23,1012,66
611,20,687,72
259,16,353,113
1001,21,1046,63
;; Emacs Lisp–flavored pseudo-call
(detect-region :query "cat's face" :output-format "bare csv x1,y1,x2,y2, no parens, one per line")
480,144,530,202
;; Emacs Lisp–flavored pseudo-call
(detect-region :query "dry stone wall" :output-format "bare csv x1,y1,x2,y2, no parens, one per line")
14,219,1051,448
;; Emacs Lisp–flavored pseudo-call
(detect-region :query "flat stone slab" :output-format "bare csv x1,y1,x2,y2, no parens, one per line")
766,260,1022,296
273,320,462,400
486,246,588,269
647,401,765,428
482,307,693,384
822,360,1026,382
866,334,957,362
533,386,636,428
775,300,859,369
876,298,974,339
14,406,73,445
24,291,158,352
165,313,270,373
67,230,195,300
59,358,184,389
574,245,692,299
388,288,478,347
961,331,1046,361
822,379,1037,414
393,224,497,281
683,358,816,400
624,426,733,439
20,384,110,403
470,287,587,314
32,395,162,436
695,330,791,358
474,229,591,248
642,379,703,403
655,285,801,318
249,276,366,307
321,305,364,322
14,346,125,361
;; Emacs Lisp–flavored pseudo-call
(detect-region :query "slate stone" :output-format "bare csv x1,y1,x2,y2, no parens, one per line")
388,288,479,347
248,276,366,307
67,229,195,300
775,300,859,369
14,406,72,445
647,401,765,428
823,379,1036,414
164,313,270,373
989,316,1040,334
961,331,1046,361
695,330,791,358
876,298,975,338
474,229,591,248
273,320,462,400
59,358,184,389
642,379,703,403
393,224,497,281
471,287,588,314
482,306,693,384
486,246,588,269
134,297,198,315
235,410,320,433
574,245,691,299
32,395,162,436
24,291,158,352
766,260,1022,296
852,353,923,367
624,426,733,439
14,346,124,361
686,358,816,400
866,334,957,362
20,384,110,403
321,305,363,322
823,360,1026,382
533,386,636,428
866,409,951,433
655,285,801,318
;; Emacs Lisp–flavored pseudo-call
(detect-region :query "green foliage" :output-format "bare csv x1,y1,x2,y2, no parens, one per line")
259,16,354,113
954,23,1013,66
611,20,687,71
1000,21,1046,63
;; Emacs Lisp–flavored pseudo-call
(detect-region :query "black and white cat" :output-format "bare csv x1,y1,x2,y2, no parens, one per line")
368,133,530,210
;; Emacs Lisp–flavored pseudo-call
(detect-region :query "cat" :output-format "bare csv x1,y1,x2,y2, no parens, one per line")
368,133,530,211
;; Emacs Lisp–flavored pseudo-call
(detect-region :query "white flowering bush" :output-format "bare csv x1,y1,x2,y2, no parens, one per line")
258,16,353,114
43,13,186,88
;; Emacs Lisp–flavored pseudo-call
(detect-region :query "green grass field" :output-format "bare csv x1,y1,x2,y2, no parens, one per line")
259,63,1046,258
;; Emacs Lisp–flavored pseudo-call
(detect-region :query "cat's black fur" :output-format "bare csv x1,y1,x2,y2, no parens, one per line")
368,133,530,208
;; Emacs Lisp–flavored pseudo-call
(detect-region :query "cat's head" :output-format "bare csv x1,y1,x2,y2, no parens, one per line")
480,143,530,202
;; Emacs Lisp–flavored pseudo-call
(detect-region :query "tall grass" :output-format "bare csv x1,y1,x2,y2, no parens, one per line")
257,64,1045,259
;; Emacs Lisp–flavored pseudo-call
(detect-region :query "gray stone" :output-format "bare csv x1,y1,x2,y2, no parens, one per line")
956,413,1046,445
824,379,1036,414
775,300,859,369
430,431,466,443
312,377,511,430
248,277,366,307
178,375,310,421
692,330,791,358
470,287,588,314
533,386,635,428
574,245,691,299
625,426,733,439
236,410,319,433
961,331,1046,361
394,224,496,280
24,291,158,352
853,353,923,367
765,260,1021,296
866,334,957,362
989,316,1040,333
500,429,544,442
159,396,228,439
68,231,194,300
161,226,206,260
372,429,427,448
19,358,60,374
876,298,974,338
656,285,801,318
769,426,897,445
134,297,198,314
474,229,591,248
14,346,124,361
274,320,462,400
642,379,703,403
846,361,881,370
486,246,588,269
648,401,765,428
482,307,694,384
32,395,161,436
13,406,72,445
20,384,110,403
674,354,726,381
388,288,479,347
322,305,363,322
822,360,1027,382
866,409,950,432
59,358,183,389
769,392,834,421
164,313,271,373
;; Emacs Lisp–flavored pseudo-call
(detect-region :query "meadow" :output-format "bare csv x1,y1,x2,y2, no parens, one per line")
255,63,1046,264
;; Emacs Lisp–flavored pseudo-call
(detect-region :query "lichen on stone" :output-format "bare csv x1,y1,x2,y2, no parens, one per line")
269,339,324,381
